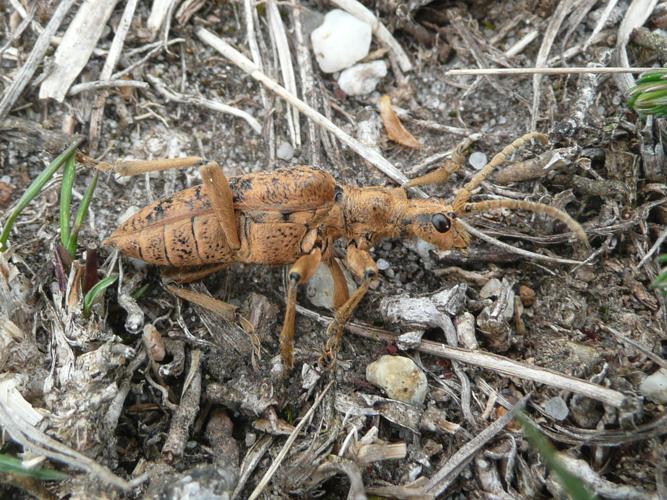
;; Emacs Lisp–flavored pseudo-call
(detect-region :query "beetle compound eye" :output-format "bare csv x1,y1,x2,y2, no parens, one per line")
431,213,451,233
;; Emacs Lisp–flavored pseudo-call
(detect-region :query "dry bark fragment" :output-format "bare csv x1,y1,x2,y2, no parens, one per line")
378,95,422,149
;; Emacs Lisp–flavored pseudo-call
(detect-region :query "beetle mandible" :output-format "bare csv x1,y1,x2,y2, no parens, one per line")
104,132,587,368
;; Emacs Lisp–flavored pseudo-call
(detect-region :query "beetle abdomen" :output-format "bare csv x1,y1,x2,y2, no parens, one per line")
105,210,235,267
104,166,337,267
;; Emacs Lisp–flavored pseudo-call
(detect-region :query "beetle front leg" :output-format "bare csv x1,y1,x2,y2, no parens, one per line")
320,243,379,368
280,247,323,369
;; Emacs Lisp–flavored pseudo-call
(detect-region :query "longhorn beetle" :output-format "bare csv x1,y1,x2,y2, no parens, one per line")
104,132,587,368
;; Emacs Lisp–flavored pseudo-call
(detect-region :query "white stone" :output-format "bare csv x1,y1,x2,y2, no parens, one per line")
366,355,428,406
337,60,387,96
276,141,294,161
640,368,667,403
311,10,372,73
480,278,502,299
306,262,354,310
469,151,488,170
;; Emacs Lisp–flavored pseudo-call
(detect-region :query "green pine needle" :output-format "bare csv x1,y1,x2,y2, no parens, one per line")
628,69,667,116
0,140,82,252
66,171,99,257
517,413,596,500
59,153,77,250
83,274,117,316
0,453,68,481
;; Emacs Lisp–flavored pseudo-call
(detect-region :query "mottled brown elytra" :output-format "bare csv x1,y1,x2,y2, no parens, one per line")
104,132,587,369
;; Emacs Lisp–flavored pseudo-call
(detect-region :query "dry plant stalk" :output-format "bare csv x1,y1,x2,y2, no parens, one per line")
39,0,120,102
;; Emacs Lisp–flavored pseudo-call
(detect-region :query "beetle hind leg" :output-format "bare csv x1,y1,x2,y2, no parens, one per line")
161,263,229,284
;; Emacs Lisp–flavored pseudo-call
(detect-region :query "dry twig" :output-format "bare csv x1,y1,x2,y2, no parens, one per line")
88,0,138,154
612,0,659,94
39,0,120,102
422,395,530,496
0,0,78,118
446,66,654,76
266,0,300,148
297,307,627,408
530,0,577,129
247,381,334,500
196,28,409,185
147,75,262,133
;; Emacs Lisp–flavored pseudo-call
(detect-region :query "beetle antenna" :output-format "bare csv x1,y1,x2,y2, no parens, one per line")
452,132,547,211
404,137,474,188
464,199,588,244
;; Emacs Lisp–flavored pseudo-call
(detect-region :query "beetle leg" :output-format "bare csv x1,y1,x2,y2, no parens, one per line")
161,263,229,284
165,284,237,321
280,247,323,369
200,162,242,251
320,244,379,368
101,157,204,176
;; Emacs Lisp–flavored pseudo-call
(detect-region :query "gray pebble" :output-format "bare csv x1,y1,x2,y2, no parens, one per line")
376,258,390,270
542,396,569,421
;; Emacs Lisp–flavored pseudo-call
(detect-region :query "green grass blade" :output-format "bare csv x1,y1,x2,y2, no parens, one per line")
59,153,77,249
517,413,596,500
0,453,68,481
0,139,82,252
130,283,151,299
83,274,117,316
66,171,99,256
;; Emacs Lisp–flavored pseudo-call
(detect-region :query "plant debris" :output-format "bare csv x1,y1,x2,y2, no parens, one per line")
1,1,666,498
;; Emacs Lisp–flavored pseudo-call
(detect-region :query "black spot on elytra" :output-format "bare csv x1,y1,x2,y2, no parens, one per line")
147,200,168,222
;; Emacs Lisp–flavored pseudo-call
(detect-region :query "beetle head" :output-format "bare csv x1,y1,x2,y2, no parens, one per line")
402,199,469,249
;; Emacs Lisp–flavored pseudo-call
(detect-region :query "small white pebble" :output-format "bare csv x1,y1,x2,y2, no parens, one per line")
376,258,390,270
640,368,667,403
337,60,387,96
480,278,502,299
366,355,428,406
276,141,294,161
469,151,488,170
245,432,257,447
311,10,372,73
